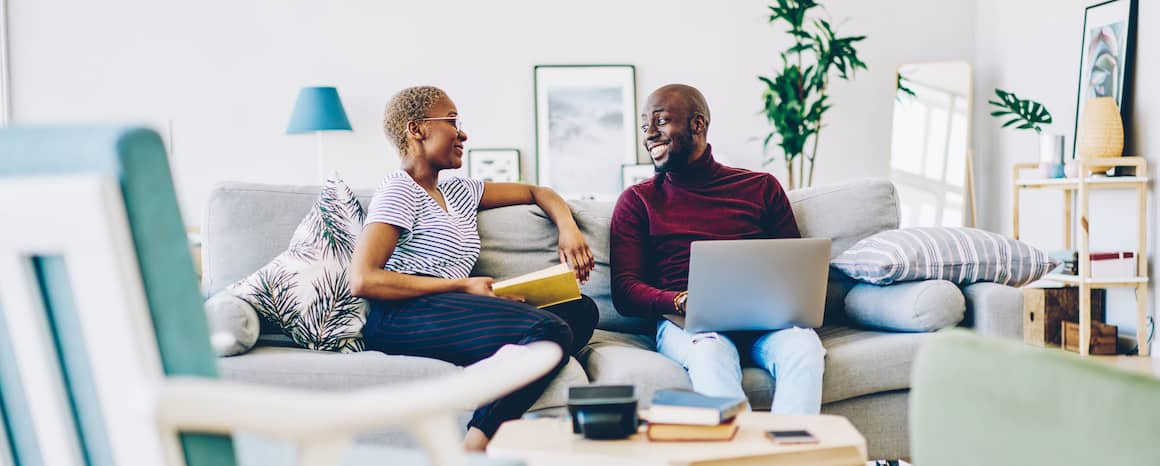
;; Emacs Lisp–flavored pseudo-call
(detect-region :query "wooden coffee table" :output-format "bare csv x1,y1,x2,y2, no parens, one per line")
487,412,867,466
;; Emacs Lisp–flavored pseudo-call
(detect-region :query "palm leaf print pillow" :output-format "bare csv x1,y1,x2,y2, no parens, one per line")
226,173,368,352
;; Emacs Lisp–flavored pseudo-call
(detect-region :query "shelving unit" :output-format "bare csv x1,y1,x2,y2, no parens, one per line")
1012,158,1150,356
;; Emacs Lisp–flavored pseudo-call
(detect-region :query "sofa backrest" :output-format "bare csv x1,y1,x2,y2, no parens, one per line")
202,178,898,335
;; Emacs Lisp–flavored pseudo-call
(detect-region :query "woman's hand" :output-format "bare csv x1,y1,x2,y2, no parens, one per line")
461,277,496,297
558,227,595,283
461,277,526,303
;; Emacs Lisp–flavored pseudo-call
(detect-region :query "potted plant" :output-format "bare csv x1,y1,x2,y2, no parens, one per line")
988,88,1063,178
758,0,867,190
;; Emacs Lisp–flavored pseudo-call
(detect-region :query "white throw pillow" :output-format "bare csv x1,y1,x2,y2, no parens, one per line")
225,174,368,353
831,227,1058,287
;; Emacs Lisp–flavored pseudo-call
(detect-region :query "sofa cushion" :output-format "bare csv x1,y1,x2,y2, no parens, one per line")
787,179,900,258
218,346,587,412
831,227,1059,287
816,326,929,403
578,330,693,407
843,280,965,332
739,327,927,408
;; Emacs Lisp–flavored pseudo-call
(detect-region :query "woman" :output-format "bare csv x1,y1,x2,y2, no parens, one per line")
350,86,599,451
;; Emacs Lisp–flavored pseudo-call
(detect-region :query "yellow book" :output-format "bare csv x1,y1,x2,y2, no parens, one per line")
492,264,581,308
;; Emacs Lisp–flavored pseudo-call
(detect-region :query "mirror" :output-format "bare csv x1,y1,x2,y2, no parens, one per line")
890,61,975,228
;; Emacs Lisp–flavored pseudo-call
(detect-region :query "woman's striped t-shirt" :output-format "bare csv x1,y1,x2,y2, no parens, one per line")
365,170,485,279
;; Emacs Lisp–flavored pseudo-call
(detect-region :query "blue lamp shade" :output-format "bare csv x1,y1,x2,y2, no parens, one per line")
286,86,352,133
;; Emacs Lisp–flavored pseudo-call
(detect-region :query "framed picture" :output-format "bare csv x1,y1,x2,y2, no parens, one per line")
621,163,656,189
467,148,521,183
1072,0,1137,160
535,65,638,200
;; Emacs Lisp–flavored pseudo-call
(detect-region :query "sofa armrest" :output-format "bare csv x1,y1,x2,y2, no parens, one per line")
961,282,1023,340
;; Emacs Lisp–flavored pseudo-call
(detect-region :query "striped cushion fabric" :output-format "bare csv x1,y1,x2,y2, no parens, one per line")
831,227,1059,286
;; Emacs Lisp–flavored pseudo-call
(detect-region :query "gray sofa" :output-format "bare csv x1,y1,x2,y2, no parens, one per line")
201,178,1023,460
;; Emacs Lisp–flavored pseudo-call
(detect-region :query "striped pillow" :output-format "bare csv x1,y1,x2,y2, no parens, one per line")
831,227,1059,287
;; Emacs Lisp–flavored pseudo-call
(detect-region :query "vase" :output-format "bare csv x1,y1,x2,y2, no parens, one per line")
1076,96,1124,174
1039,132,1065,179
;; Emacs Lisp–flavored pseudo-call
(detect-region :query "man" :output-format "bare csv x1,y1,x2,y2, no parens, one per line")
610,84,824,414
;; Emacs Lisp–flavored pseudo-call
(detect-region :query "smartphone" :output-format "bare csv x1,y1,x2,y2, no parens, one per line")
765,429,819,444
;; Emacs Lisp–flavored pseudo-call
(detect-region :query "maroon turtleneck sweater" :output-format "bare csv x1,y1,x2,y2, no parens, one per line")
610,145,801,319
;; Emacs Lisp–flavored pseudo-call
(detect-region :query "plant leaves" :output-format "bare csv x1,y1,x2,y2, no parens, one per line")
989,88,1053,132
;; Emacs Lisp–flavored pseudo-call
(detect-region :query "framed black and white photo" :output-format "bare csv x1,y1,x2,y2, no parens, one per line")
1073,0,1137,160
621,163,655,189
535,65,638,200
467,148,521,183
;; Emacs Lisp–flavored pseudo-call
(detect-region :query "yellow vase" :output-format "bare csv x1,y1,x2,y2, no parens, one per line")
1076,96,1124,174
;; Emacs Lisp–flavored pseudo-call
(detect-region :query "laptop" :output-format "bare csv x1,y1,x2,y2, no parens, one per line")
669,238,831,334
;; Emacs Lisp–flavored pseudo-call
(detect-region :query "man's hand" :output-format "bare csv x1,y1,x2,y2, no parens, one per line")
558,227,595,283
676,291,689,315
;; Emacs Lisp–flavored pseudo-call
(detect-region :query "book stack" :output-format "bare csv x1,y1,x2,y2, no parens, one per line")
645,389,748,442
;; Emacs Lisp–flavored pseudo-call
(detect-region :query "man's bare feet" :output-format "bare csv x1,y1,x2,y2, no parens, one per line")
463,427,489,452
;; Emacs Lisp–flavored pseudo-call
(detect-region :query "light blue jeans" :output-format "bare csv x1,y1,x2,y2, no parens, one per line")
656,320,825,414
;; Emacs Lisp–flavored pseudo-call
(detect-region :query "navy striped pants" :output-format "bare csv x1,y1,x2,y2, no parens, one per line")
363,292,599,437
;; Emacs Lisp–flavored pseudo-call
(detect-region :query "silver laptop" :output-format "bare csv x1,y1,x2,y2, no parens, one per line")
676,238,831,333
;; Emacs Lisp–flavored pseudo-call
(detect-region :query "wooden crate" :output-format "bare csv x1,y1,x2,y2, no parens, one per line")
1061,321,1118,355
1023,287,1106,347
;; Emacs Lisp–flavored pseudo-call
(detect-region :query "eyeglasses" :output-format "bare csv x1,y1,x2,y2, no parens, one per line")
413,116,464,133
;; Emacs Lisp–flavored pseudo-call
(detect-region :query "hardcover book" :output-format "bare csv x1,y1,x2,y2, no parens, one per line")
492,263,581,308
648,389,748,426
646,419,739,441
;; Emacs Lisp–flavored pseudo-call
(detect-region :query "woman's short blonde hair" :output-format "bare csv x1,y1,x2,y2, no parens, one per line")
383,86,447,157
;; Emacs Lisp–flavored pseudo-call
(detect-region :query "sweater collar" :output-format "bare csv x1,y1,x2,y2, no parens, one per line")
665,144,722,186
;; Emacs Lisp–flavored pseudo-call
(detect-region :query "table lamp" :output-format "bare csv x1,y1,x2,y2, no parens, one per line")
287,86,352,180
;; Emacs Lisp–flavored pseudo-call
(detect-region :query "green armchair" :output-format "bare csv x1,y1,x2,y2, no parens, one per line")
911,329,1160,466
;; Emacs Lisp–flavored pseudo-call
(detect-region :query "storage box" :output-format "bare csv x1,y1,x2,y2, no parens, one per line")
1090,251,1136,279
1023,287,1106,347
1061,320,1118,355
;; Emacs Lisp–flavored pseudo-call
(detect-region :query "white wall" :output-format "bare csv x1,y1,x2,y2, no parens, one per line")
10,0,975,222
974,0,1158,355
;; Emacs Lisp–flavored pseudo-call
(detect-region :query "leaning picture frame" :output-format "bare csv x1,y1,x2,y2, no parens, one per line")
621,163,655,190
535,65,638,200
467,148,522,183
1072,0,1137,161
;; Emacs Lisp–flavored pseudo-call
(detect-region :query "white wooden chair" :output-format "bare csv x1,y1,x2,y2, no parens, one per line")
0,126,555,466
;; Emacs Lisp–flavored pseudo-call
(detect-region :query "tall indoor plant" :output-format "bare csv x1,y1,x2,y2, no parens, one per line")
759,0,866,190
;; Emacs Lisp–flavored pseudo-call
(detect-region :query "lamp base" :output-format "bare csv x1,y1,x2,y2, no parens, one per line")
316,131,326,181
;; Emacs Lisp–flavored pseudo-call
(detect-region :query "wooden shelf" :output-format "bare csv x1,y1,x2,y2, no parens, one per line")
1012,159,1150,357
1040,273,1149,287
1016,176,1149,189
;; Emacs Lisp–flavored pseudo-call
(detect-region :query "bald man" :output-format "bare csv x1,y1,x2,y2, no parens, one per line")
610,84,824,414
